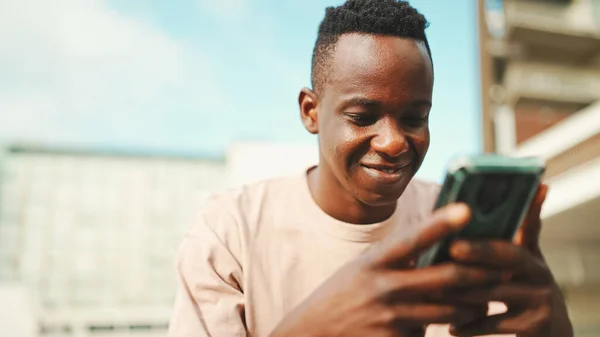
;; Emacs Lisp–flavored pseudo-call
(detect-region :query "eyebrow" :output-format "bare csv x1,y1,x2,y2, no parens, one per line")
340,97,382,109
408,100,432,108
340,97,432,110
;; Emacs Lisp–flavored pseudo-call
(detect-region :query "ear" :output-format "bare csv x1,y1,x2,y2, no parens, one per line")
299,87,319,134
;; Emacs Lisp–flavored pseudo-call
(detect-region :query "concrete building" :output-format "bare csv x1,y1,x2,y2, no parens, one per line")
0,145,227,336
225,140,319,187
0,141,318,337
478,0,600,334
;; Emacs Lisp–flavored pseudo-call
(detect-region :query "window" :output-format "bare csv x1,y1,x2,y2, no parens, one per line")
0,222,20,256
0,256,16,281
44,277,68,307
51,210,75,248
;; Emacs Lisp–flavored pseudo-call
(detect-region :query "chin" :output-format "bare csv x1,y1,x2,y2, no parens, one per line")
357,183,409,207
349,163,415,205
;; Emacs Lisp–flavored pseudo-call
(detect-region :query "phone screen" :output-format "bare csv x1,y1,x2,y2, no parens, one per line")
425,171,539,266
457,172,537,240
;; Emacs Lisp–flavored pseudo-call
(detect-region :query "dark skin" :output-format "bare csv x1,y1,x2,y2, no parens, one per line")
270,34,573,336
302,33,433,224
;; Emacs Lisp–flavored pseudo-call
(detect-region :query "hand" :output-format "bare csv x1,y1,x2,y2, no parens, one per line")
447,184,574,337
270,203,506,337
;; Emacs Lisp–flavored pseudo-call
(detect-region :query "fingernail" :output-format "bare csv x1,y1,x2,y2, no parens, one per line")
450,240,470,257
447,203,470,227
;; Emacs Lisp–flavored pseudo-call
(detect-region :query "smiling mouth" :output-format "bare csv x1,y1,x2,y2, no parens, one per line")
361,163,410,174
375,167,401,174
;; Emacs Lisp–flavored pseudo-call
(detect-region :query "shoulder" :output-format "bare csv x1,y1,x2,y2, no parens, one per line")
185,174,302,246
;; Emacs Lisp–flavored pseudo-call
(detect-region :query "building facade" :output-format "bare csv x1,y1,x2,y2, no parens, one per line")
479,0,600,334
0,284,38,337
0,141,319,337
0,145,227,336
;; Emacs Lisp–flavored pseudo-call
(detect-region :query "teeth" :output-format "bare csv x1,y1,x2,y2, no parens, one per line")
362,165,402,174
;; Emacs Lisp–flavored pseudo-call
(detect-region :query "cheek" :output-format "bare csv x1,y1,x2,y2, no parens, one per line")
411,128,430,155
331,128,366,165
337,131,371,168
331,133,354,162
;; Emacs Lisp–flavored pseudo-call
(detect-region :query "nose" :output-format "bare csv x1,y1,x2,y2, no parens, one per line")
371,118,409,158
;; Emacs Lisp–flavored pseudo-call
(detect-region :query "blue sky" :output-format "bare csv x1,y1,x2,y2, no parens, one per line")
0,0,481,181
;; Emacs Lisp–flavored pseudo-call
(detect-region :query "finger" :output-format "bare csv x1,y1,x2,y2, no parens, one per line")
390,302,488,326
371,203,471,267
441,284,552,307
382,264,506,301
450,240,551,283
449,309,547,337
450,303,490,327
449,311,519,336
514,183,548,251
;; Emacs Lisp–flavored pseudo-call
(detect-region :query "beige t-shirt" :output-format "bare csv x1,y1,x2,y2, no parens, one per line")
168,170,511,337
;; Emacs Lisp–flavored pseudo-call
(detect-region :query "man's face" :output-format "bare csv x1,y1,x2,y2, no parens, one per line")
302,33,433,207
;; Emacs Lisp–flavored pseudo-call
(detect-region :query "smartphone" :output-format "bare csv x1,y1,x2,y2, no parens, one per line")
416,154,546,268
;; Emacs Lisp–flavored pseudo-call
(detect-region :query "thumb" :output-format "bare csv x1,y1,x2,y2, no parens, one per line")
514,183,548,252
369,203,471,268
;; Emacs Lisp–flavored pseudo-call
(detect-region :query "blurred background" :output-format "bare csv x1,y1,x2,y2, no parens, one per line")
0,0,599,336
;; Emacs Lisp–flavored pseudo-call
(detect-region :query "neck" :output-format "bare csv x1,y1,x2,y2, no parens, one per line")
307,165,397,224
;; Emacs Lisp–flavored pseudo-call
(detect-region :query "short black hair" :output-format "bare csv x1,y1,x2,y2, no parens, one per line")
311,0,432,94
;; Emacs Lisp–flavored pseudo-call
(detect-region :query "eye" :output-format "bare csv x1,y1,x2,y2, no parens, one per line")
403,115,429,128
345,113,377,126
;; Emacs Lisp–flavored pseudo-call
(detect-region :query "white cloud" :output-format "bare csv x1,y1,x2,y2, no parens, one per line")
0,0,226,147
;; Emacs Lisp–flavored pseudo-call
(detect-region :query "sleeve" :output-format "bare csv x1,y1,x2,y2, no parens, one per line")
168,216,246,337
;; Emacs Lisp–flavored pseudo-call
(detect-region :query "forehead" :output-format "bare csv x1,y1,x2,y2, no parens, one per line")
326,33,433,102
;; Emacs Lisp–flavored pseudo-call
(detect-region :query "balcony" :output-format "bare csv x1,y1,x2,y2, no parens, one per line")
542,238,600,287
514,101,600,171
504,0,600,62
504,61,600,106
540,153,600,239
545,133,600,177
541,180,600,288
535,152,600,290
509,102,600,288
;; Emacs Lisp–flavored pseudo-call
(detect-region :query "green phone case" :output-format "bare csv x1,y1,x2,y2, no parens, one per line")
416,154,546,268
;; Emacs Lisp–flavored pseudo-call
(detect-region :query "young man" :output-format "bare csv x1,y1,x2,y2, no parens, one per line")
168,1,574,336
